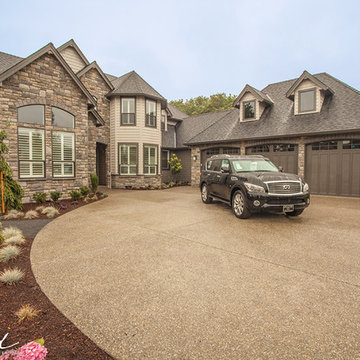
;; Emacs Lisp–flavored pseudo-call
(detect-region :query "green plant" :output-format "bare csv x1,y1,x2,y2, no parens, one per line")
92,194,98,201
4,210,22,220
169,154,182,176
0,130,24,210
80,186,90,196
5,235,26,246
0,245,21,262
33,192,47,204
1,226,23,239
41,207,59,218
24,210,38,219
69,190,81,201
168,181,175,188
0,267,24,285
84,196,90,203
36,206,45,212
16,304,40,323
50,191,61,202
90,174,99,194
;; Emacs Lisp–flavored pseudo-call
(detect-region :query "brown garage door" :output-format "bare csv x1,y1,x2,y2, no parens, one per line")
305,140,360,196
201,147,240,169
246,144,298,174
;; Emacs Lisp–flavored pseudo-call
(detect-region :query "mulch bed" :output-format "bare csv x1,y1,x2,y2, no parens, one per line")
0,199,114,359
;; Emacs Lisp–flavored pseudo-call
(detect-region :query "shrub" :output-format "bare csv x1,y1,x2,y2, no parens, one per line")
80,186,90,196
84,196,90,203
69,190,81,201
4,211,21,220
0,245,21,262
7,340,47,359
0,267,24,284
24,210,38,219
168,181,176,188
90,173,99,194
5,235,26,246
169,153,182,176
41,207,59,218
16,304,40,323
50,191,61,202
92,194,98,201
1,226,23,239
36,205,45,212
33,192,47,204
0,130,24,210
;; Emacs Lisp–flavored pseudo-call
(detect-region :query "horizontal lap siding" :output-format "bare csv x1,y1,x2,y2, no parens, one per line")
59,47,86,73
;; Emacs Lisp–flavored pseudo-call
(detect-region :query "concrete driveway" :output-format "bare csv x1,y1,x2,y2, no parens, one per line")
31,187,360,359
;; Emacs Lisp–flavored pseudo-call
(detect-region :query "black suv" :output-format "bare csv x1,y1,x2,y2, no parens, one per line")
200,155,310,219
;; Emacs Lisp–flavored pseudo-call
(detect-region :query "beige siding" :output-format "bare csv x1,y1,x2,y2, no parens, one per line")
294,79,323,115
110,96,162,175
161,109,168,131
59,47,86,73
110,97,117,173
239,92,265,122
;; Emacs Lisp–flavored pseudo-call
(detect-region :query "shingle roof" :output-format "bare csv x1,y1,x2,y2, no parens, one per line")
0,51,23,74
162,123,177,148
105,73,118,82
108,70,166,107
233,84,273,108
167,104,188,120
185,73,360,145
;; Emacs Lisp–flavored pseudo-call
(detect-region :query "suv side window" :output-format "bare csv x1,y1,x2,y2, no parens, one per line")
221,159,230,171
212,159,222,172
206,160,213,170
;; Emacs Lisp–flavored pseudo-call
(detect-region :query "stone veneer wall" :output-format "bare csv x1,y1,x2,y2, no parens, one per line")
79,68,111,186
0,53,91,202
111,175,161,189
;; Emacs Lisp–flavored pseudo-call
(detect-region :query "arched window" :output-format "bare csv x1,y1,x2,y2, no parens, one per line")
51,107,74,128
18,105,44,125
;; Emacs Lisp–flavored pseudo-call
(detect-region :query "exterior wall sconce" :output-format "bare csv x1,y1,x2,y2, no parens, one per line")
193,155,197,161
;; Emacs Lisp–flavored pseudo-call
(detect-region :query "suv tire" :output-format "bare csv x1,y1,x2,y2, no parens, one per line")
232,190,251,219
287,209,304,217
201,183,213,204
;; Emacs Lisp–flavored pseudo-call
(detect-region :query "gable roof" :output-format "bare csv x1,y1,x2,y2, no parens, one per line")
108,70,167,107
233,84,274,108
185,72,360,145
77,61,114,90
167,104,188,120
0,51,23,74
57,39,90,67
286,70,334,99
0,43,96,107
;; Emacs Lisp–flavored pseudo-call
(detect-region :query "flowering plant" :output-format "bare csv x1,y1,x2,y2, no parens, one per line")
0,339,47,360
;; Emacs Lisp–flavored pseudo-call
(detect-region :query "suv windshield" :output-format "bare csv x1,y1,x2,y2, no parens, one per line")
232,159,279,172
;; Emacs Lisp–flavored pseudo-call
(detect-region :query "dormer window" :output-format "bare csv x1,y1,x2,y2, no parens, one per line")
299,89,316,113
243,101,255,119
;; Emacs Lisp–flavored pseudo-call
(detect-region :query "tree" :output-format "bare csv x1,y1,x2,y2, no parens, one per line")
169,153,182,182
0,130,24,210
169,93,236,116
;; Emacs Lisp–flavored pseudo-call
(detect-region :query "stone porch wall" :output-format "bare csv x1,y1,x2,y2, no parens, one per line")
111,175,161,189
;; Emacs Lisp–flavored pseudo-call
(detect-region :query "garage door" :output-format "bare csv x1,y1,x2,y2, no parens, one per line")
246,144,298,174
201,147,240,169
305,140,360,196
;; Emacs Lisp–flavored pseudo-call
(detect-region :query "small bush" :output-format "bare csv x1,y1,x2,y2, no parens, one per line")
0,245,21,262
0,267,24,285
90,174,99,194
41,207,59,218
4,211,21,220
33,192,47,204
16,304,40,323
36,206,45,212
84,196,90,203
168,181,175,188
92,194,98,201
80,186,90,196
1,226,23,239
5,235,26,246
69,190,81,201
0,233,4,246
24,210,38,219
50,191,61,202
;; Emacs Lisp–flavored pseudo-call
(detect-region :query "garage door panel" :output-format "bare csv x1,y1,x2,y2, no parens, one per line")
340,153,351,196
350,152,360,196
328,152,338,195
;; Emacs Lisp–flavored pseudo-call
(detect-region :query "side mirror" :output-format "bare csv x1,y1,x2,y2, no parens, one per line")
220,166,230,173
278,166,283,172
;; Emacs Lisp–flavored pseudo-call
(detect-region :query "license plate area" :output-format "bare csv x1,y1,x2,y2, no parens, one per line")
283,204,294,212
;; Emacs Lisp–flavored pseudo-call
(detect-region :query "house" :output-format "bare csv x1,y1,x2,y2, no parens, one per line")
0,40,359,200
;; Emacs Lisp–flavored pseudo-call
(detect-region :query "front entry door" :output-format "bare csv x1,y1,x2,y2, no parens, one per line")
96,142,107,186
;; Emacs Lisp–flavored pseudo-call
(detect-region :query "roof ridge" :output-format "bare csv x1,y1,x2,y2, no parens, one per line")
184,108,234,120
186,110,234,144
320,72,360,96
0,51,23,59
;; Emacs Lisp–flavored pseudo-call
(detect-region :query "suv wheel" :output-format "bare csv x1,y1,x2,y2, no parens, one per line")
287,209,304,217
232,190,251,219
201,184,212,204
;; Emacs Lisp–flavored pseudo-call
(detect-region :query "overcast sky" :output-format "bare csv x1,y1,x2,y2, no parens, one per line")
1,0,359,100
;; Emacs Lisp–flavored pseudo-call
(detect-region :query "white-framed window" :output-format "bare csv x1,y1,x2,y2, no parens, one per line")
52,131,75,177
299,89,316,113
161,150,170,170
243,100,255,119
119,144,137,175
144,145,158,175
121,98,136,125
18,127,45,178
52,107,74,128
145,99,156,127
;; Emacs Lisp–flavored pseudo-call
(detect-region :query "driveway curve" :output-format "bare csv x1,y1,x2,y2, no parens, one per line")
31,187,360,359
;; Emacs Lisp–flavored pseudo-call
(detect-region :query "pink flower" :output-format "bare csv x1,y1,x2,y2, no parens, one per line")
14,342,47,360
0,349,18,360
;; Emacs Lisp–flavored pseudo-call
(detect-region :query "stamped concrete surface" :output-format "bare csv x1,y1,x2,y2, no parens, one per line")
31,187,360,359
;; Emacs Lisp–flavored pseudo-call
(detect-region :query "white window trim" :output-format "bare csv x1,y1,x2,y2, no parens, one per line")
144,145,158,175
118,144,138,175
52,131,75,178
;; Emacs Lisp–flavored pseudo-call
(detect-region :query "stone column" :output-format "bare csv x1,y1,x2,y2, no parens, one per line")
298,137,305,177
191,147,201,186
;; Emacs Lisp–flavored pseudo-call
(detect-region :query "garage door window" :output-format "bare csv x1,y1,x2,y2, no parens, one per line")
311,141,338,150
274,144,296,152
248,145,270,153
343,140,360,149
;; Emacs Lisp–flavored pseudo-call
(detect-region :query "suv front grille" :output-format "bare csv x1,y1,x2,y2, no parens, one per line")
266,181,302,195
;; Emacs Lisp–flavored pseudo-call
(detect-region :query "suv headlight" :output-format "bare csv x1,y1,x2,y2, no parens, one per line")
303,182,309,192
244,183,265,193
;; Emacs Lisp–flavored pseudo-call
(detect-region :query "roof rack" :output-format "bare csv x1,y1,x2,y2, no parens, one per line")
207,154,266,160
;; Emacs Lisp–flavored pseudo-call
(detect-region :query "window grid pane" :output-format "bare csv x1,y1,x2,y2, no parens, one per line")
144,145,157,175
299,90,315,112
52,131,75,177
119,145,137,175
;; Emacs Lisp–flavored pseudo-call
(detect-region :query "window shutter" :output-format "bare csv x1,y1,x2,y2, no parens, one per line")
52,133,62,161
52,131,75,177
63,133,74,161
18,129,30,161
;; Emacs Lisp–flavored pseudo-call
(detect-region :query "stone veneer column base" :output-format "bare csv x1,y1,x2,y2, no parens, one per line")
111,175,162,189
